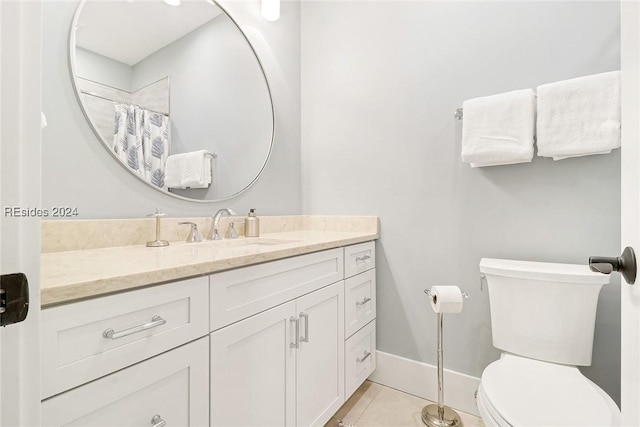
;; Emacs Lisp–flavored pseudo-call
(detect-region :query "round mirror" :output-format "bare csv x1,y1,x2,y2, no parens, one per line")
70,0,275,202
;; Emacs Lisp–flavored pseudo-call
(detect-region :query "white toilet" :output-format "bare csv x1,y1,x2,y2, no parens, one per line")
477,258,621,427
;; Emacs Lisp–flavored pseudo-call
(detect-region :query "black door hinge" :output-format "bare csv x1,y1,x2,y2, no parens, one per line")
0,273,29,326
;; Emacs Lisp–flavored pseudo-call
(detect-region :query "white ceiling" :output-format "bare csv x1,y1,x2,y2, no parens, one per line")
76,0,223,66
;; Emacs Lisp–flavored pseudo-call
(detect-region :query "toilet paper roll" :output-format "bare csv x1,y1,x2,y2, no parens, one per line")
430,285,464,314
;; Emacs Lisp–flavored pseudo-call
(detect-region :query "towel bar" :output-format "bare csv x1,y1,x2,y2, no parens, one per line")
456,94,537,120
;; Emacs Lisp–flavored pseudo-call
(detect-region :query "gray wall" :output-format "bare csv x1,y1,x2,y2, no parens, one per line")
75,47,132,91
132,16,272,200
300,1,622,404
42,0,301,217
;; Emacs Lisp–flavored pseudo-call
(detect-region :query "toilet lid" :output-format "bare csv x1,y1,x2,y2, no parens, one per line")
481,354,620,427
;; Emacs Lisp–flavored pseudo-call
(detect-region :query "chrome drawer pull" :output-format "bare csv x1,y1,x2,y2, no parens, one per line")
290,317,299,349
356,297,372,306
356,350,371,363
355,254,371,263
300,312,309,343
103,315,166,340
151,414,166,427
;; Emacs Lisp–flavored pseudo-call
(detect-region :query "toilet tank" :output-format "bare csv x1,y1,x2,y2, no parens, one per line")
479,258,610,366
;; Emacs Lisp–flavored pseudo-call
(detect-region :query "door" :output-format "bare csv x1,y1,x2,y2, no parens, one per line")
0,1,42,426
210,301,297,427
296,282,344,427
621,2,640,425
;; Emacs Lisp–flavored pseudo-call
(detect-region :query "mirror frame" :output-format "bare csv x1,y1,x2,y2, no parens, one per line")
68,0,276,203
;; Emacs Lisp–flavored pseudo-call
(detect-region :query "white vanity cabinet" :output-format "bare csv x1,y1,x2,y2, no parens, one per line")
40,240,377,427
209,248,345,427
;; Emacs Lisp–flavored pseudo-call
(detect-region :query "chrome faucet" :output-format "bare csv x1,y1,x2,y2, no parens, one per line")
208,208,237,240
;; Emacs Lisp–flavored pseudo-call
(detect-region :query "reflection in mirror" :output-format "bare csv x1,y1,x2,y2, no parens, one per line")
71,0,274,202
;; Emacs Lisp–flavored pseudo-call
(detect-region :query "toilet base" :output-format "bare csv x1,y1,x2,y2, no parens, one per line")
421,404,463,427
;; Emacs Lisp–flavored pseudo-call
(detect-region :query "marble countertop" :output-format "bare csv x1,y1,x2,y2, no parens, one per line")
41,229,378,307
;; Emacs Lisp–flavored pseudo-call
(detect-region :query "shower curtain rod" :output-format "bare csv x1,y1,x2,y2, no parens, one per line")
80,90,169,117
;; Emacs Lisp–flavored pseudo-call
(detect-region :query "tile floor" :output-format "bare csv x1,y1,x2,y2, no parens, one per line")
326,381,485,427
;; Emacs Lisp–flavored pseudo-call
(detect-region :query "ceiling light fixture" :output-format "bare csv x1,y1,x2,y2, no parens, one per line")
163,0,181,6
261,0,279,21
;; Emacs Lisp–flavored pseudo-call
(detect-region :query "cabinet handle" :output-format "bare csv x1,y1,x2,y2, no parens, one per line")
151,415,166,427
356,297,372,307
356,350,371,363
355,254,371,263
300,312,309,343
103,315,166,340
289,317,299,349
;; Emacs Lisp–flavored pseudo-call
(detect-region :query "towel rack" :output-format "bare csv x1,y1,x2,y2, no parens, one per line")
455,94,537,120
205,152,218,159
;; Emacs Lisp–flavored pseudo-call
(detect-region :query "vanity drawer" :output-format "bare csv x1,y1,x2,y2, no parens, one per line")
210,248,343,331
41,337,209,427
345,269,376,338
41,276,209,399
345,319,376,398
344,241,375,278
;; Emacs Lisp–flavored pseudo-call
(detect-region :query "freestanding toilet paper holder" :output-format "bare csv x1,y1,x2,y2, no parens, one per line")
422,288,469,427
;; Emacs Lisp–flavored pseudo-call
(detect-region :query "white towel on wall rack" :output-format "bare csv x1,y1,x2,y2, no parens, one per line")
165,150,213,189
461,89,536,167
536,71,620,160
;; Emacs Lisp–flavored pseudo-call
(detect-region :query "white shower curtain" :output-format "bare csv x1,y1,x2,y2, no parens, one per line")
113,104,169,188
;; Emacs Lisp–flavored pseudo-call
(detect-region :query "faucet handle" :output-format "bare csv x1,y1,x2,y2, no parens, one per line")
146,208,169,247
210,227,222,240
229,222,238,239
209,227,223,240
178,222,202,243
147,208,168,218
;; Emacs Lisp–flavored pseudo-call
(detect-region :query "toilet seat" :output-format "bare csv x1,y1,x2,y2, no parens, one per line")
478,354,620,427
477,383,511,427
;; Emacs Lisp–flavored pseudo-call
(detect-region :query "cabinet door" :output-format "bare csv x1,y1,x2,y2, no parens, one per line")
41,338,209,427
210,301,296,427
296,282,345,427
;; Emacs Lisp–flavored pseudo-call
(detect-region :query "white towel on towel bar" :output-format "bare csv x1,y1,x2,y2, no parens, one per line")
461,89,536,168
536,71,620,160
165,150,212,189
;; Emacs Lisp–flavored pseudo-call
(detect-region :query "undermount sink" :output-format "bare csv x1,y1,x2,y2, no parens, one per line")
204,237,299,249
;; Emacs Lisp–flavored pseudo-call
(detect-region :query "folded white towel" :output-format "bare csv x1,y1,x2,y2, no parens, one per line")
165,150,212,189
203,154,212,187
536,71,620,160
461,89,536,168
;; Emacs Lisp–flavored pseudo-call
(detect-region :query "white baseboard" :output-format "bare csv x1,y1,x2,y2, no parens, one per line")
368,350,481,417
